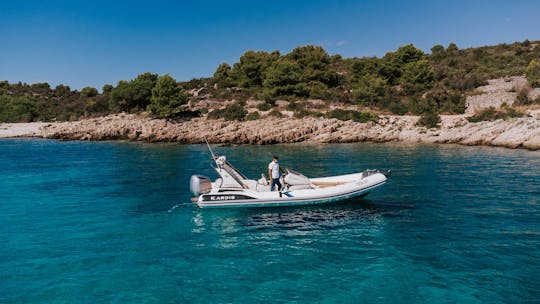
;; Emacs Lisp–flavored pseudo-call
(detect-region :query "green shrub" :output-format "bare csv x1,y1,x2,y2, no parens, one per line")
256,100,275,111
447,42,458,52
263,95,276,104
233,90,250,102
256,102,271,111
213,63,235,88
147,74,189,118
267,109,283,117
504,106,525,118
311,111,325,118
0,95,37,122
263,59,309,97
110,72,158,112
102,84,113,94
337,92,353,104
468,107,498,122
443,71,487,91
246,111,261,120
399,59,434,94
430,44,446,60
417,111,441,128
84,96,111,115
425,88,466,114
467,106,525,122
388,102,408,115
381,44,426,85
234,50,279,88
206,110,219,119
326,109,379,123
526,59,540,87
210,88,233,100
286,101,306,111
408,96,436,115
308,81,334,99
80,86,98,98
293,108,312,118
353,74,387,106
207,102,248,121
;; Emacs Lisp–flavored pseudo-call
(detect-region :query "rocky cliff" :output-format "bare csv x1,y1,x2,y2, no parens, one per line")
39,112,540,150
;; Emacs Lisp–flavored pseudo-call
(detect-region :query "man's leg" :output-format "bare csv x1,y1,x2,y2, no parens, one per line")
276,178,282,191
271,178,276,191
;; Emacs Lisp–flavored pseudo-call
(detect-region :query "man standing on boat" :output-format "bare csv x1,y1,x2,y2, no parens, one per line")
268,156,282,191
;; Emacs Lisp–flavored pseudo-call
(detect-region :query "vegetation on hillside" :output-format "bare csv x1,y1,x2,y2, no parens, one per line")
467,105,526,122
147,74,189,118
1,39,539,122
207,102,248,121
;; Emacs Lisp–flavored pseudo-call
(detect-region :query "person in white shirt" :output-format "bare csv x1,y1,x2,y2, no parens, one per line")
268,156,282,191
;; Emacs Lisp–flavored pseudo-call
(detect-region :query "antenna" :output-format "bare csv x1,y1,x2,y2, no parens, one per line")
204,136,216,159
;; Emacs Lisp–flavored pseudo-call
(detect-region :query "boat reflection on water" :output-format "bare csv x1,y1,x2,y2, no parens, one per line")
190,198,414,249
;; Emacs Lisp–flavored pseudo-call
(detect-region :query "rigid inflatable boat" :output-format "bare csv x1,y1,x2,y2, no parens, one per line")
190,147,390,208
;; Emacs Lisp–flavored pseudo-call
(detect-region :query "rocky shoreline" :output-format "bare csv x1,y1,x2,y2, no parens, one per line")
0,112,526,150
2,75,539,150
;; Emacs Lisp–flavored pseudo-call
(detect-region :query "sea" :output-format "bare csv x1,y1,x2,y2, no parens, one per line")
1,139,539,303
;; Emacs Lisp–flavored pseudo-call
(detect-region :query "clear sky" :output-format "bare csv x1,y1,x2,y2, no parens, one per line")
1,0,539,90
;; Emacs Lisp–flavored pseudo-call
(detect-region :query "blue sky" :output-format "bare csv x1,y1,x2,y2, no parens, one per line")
1,0,539,90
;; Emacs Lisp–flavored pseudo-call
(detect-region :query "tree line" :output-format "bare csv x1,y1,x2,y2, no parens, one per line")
0,73,189,122
1,40,539,123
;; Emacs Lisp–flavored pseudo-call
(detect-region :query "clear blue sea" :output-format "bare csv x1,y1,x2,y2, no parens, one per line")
1,139,539,303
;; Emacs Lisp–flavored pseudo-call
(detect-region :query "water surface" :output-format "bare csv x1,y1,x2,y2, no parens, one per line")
1,139,539,303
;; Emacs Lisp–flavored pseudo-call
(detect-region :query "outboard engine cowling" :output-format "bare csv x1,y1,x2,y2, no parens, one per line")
190,175,212,196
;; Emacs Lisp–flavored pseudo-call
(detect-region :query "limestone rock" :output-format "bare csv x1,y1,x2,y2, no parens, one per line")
37,112,539,150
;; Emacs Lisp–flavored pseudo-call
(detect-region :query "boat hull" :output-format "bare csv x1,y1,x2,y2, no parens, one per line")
194,173,387,208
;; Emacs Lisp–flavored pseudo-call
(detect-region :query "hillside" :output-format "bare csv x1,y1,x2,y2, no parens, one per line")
1,40,540,123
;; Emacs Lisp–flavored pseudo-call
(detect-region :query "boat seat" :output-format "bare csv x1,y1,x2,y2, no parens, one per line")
311,181,345,188
288,184,312,190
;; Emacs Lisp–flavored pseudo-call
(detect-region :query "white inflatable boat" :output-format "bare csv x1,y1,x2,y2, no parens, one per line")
190,148,390,208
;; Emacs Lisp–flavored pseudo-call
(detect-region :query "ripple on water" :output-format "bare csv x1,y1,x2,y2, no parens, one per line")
0,139,539,303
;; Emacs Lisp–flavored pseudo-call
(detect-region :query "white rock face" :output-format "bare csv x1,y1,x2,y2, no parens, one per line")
36,113,540,150
0,122,49,138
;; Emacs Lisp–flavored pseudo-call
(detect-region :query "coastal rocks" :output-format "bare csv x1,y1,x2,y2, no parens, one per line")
0,122,48,138
523,134,540,150
433,117,540,149
37,112,540,150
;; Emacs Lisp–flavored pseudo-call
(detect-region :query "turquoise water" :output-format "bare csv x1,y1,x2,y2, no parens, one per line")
1,139,539,303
